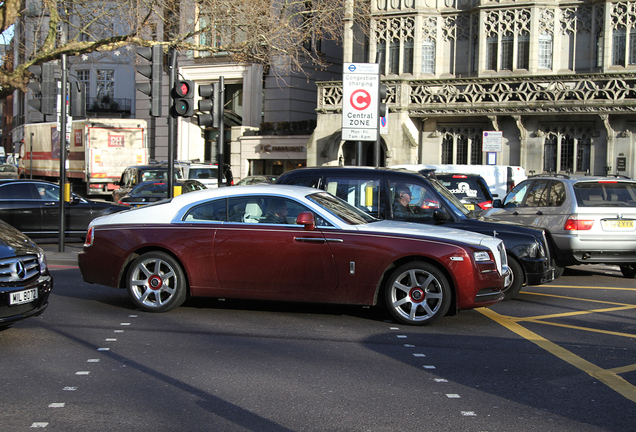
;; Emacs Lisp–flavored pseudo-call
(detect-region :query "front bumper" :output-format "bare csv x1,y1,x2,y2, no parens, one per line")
0,274,53,326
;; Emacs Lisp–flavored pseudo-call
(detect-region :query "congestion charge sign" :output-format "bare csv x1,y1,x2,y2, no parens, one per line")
342,63,380,141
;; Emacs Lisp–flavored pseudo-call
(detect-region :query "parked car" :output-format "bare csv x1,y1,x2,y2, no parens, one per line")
0,164,18,179
434,173,494,215
177,162,234,188
235,175,279,186
0,179,128,239
0,219,52,328
481,174,636,278
111,163,184,202
276,166,554,300
79,185,509,325
117,179,207,207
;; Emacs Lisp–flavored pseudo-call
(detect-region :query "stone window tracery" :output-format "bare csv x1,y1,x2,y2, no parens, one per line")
421,17,438,74
541,125,593,173
375,16,416,75
440,126,483,165
484,9,531,71
611,2,636,66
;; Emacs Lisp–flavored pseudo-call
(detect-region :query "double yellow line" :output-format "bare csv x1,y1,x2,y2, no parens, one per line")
479,288,636,403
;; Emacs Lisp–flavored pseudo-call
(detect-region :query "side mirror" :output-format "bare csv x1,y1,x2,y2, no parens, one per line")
433,209,448,223
493,199,503,208
296,211,316,231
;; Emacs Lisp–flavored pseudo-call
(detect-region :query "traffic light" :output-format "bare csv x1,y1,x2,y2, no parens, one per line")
135,45,163,117
28,63,56,115
378,84,388,118
171,80,194,117
197,82,220,127
70,82,86,118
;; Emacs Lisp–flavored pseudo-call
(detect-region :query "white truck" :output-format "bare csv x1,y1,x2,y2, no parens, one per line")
17,119,148,197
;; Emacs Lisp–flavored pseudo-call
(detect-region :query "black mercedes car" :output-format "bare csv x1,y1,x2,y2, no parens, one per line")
277,166,555,300
0,219,52,328
0,179,128,239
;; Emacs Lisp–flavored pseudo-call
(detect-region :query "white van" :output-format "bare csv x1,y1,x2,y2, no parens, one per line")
390,164,527,199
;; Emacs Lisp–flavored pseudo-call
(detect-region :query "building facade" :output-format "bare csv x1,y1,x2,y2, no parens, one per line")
309,0,636,179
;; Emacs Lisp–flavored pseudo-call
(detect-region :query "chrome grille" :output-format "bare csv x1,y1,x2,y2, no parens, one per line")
0,255,40,283
498,242,507,273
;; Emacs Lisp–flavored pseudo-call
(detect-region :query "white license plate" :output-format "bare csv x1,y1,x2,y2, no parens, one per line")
10,288,38,305
603,220,634,230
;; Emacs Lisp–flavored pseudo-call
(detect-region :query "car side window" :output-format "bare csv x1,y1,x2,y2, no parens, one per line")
547,181,566,206
0,183,40,200
36,184,60,200
325,178,380,217
523,180,549,207
184,199,227,222
226,196,332,227
388,180,439,221
503,182,530,208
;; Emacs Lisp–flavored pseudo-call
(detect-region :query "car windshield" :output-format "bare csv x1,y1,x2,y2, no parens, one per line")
428,178,473,217
308,192,376,225
574,181,636,207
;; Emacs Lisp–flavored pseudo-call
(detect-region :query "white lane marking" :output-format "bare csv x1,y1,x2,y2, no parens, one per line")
97,348,110,351
446,394,461,398
87,359,100,363
48,403,65,408
423,365,436,369
31,422,48,428
105,338,117,342
397,335,407,338
462,411,477,416
434,379,447,383
413,353,426,357
75,371,90,375
120,323,131,326
404,344,415,347
63,387,77,391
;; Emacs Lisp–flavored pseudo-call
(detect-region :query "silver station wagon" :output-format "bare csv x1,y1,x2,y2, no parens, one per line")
482,174,636,278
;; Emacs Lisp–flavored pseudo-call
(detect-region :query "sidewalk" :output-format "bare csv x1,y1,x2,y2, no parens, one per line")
35,239,83,267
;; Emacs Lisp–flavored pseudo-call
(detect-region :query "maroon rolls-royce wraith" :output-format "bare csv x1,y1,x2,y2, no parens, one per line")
79,185,508,325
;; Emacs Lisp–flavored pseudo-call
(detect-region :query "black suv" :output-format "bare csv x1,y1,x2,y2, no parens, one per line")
277,166,555,299
112,163,184,202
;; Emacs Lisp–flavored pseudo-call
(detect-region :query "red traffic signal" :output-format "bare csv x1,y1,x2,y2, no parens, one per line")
171,80,194,117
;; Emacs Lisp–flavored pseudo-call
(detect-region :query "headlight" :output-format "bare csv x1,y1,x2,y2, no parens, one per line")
38,252,48,272
474,251,491,262
535,239,546,258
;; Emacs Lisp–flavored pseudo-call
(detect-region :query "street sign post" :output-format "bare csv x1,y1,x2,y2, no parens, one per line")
342,63,380,141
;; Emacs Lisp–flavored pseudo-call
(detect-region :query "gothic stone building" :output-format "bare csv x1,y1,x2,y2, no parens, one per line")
308,0,636,179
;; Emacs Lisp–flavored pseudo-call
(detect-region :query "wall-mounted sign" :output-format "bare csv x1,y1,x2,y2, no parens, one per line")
483,131,503,152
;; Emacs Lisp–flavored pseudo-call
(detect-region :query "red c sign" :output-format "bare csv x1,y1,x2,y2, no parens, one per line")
350,89,371,111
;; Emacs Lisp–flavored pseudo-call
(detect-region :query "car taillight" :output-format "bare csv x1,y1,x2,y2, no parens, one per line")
84,227,94,247
564,217,594,230
478,200,493,210
452,175,467,178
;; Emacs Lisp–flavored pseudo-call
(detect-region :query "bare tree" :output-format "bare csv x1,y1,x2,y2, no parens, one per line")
0,0,369,99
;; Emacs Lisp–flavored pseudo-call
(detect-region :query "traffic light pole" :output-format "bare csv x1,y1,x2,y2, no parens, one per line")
58,54,68,252
217,76,225,186
167,49,176,198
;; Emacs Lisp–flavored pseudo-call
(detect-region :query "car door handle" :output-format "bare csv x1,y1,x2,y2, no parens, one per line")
294,237,326,243
44,202,57,206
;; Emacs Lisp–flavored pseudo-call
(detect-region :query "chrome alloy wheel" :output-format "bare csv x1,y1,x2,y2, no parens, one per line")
385,262,451,325
127,252,186,312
